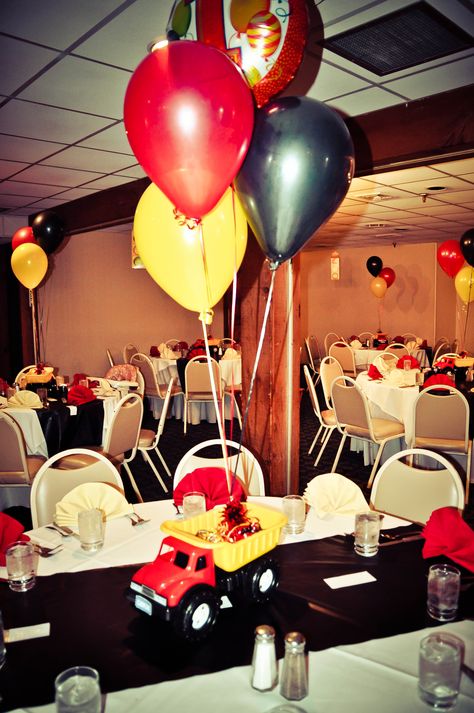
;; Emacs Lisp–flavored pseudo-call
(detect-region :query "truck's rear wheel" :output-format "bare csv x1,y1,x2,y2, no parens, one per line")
173,587,220,641
243,557,279,603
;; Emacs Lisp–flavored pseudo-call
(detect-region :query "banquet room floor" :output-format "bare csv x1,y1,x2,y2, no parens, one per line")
6,387,474,529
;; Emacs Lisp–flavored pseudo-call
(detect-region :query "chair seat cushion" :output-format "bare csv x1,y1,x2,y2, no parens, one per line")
347,419,404,440
321,409,337,426
27,455,47,480
187,391,219,400
56,450,124,469
414,436,467,453
138,429,155,448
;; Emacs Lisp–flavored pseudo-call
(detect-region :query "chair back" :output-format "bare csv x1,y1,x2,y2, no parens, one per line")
358,331,373,342
165,338,180,348
385,343,409,356
303,365,323,421
328,341,357,376
156,377,176,441
377,352,398,366
123,343,139,363
0,412,30,483
30,449,125,528
305,335,321,372
433,341,452,362
14,365,37,384
402,332,418,343
174,439,265,495
185,357,222,399
320,356,343,408
414,385,469,446
130,352,167,398
103,393,143,459
324,332,342,355
331,376,371,436
370,448,465,524
106,349,114,367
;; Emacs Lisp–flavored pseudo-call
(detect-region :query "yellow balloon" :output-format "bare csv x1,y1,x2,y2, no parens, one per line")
230,0,269,33
133,184,248,318
454,265,474,304
11,242,48,289
370,276,387,299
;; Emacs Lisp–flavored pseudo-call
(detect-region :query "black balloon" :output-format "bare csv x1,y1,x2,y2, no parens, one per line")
460,228,474,267
366,256,383,276
234,96,354,268
32,211,65,255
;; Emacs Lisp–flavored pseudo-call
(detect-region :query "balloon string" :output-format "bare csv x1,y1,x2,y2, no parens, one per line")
235,268,276,477
201,322,232,495
197,222,214,321
226,188,240,439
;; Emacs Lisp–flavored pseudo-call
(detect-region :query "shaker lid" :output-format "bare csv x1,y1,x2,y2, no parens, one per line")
284,631,306,647
255,624,276,639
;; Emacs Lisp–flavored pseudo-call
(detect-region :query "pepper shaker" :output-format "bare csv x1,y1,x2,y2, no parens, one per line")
250,624,278,691
279,631,308,701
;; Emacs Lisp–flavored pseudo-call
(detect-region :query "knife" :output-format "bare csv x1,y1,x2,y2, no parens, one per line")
378,533,424,546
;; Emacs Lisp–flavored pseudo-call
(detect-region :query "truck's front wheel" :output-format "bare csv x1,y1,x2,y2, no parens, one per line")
243,557,279,603
173,587,220,641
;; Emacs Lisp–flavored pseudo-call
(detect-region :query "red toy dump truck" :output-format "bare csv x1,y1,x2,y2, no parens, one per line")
129,502,287,640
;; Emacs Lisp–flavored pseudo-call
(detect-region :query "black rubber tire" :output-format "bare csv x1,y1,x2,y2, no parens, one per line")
243,557,279,603
173,587,220,641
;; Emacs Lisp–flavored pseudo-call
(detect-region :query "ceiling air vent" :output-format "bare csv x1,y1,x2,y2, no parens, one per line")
320,1,473,76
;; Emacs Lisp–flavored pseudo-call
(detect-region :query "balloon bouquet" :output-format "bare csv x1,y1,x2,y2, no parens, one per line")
437,231,474,351
124,2,355,454
10,211,65,364
365,256,397,333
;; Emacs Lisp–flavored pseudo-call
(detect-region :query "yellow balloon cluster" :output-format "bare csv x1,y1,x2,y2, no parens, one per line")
11,242,48,289
454,265,474,304
133,184,248,318
370,276,387,299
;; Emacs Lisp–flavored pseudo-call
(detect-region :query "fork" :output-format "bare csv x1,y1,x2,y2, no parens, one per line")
127,511,150,526
31,542,63,557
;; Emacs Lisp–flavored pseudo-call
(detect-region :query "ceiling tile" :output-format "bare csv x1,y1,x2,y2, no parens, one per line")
306,60,370,101
1,206,32,216
431,157,474,175
114,164,146,178
0,193,34,208
26,197,70,210
428,188,474,204
369,166,450,185
325,86,405,115
78,122,131,153
0,179,61,197
80,174,136,189
53,187,102,200
0,0,126,49
18,56,130,118
394,177,474,194
0,99,112,142
73,0,170,70
0,134,66,162
383,56,474,100
14,164,103,187
0,36,61,95
0,159,29,179
41,145,135,172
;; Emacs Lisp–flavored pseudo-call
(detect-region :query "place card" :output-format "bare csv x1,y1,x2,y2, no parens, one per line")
324,571,376,589
4,623,50,643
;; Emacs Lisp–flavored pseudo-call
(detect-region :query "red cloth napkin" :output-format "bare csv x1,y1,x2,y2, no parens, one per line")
423,374,456,390
67,384,97,406
434,357,456,371
396,355,420,369
150,346,159,357
173,467,247,510
423,507,474,572
0,512,30,565
72,372,88,386
368,364,383,380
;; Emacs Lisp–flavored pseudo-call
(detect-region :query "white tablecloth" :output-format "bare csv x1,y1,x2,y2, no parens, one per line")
1,496,407,580
9,621,474,712
356,372,419,443
149,357,242,424
354,347,429,369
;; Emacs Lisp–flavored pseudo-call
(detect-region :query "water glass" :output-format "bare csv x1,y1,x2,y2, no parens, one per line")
0,610,6,670
354,511,382,557
78,509,105,552
182,492,206,519
427,564,461,622
55,666,101,713
418,632,464,709
5,541,38,591
282,495,306,535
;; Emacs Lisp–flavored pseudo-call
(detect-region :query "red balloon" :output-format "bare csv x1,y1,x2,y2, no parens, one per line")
124,40,254,219
437,239,465,277
11,226,36,251
379,267,396,288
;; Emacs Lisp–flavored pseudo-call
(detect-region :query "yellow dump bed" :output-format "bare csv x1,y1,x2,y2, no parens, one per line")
161,503,287,572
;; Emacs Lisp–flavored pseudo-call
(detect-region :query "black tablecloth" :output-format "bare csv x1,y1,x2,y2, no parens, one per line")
36,399,104,456
1,529,472,711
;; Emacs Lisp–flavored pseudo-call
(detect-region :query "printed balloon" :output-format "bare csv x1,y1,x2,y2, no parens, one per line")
246,12,281,59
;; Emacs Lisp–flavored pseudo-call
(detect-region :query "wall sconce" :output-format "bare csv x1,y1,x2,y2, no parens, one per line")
330,251,340,281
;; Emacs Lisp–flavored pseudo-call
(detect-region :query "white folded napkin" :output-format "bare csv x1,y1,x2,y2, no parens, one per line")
372,354,395,376
303,473,368,518
7,390,43,409
406,340,417,352
350,339,362,349
0,396,7,407
385,369,405,386
55,482,133,527
221,348,241,360
158,342,178,359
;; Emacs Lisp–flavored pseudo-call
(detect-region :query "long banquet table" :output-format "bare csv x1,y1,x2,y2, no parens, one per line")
1,498,473,712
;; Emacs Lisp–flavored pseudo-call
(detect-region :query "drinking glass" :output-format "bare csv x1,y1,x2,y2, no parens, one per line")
37,387,48,406
354,511,382,557
182,492,206,519
404,359,411,371
427,564,461,622
78,509,105,552
5,541,38,592
282,495,306,535
418,632,464,709
55,666,101,713
0,611,6,670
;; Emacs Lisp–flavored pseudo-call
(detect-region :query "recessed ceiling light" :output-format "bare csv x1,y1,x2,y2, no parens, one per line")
426,185,447,191
366,222,389,228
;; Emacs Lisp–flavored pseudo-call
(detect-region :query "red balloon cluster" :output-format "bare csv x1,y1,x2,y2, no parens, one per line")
365,256,396,298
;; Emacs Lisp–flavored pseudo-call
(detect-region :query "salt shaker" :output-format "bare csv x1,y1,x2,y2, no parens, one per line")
279,631,308,701
250,624,278,691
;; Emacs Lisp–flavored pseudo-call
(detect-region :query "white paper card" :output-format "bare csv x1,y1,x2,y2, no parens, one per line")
5,623,50,643
324,571,376,589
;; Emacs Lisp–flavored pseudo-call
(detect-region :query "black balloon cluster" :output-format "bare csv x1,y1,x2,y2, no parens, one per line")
32,211,66,255
460,228,474,268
